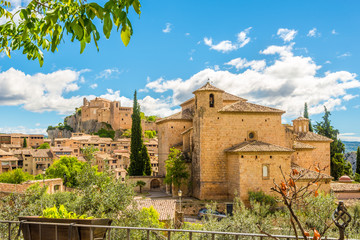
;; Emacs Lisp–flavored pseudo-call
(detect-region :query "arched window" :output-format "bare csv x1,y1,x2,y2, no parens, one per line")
209,94,214,108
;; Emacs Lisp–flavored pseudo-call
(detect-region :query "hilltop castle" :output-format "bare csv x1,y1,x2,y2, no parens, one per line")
157,82,333,201
82,97,133,130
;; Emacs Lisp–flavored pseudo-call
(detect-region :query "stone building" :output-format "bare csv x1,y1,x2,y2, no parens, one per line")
157,82,333,201
0,133,44,148
13,149,55,175
82,97,133,130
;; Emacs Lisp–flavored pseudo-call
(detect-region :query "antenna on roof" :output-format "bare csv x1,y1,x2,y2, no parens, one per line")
208,78,214,85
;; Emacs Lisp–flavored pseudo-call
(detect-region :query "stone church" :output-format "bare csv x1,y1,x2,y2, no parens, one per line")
157,82,333,201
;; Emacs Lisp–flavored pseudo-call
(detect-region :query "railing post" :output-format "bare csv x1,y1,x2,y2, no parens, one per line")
189,232,192,240
8,222,11,240
90,227,94,240
39,224,42,240
146,230,150,240
55,225,58,240
212,233,215,240
168,231,171,240
127,228,130,240
107,228,111,240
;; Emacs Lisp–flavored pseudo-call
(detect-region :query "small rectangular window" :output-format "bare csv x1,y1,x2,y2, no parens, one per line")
262,164,269,179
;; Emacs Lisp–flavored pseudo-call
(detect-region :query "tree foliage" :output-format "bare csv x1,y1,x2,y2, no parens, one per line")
0,0,141,66
303,102,313,132
136,180,145,193
22,137,27,148
37,143,50,149
0,168,34,184
45,156,86,187
164,148,189,189
356,147,360,175
144,130,156,139
128,90,151,176
314,106,349,180
94,128,115,140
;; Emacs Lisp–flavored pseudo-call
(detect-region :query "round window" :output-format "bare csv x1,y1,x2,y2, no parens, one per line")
249,132,255,139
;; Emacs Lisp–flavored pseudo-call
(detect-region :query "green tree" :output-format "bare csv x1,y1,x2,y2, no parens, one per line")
0,0,141,66
128,90,151,176
356,147,360,175
303,102,313,132
136,180,146,193
314,106,347,179
94,128,115,140
37,143,50,149
0,168,34,184
22,137,27,148
164,148,189,189
331,153,353,180
142,144,151,176
46,156,86,187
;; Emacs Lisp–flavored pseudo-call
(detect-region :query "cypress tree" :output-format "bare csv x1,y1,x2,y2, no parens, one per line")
303,102,313,132
142,144,152,176
23,138,27,148
356,146,360,175
128,90,143,176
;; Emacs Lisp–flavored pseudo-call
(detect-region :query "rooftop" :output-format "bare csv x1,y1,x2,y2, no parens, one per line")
219,101,285,114
225,141,294,153
192,82,224,93
293,141,316,150
295,132,333,142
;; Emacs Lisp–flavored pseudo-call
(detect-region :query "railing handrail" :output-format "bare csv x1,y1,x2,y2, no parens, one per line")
0,220,352,240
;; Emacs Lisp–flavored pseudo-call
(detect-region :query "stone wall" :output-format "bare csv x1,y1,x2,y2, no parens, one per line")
0,178,64,194
298,141,331,175
127,176,165,192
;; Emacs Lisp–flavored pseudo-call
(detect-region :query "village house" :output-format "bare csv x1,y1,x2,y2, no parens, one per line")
0,133,45,148
156,82,333,201
13,149,55,175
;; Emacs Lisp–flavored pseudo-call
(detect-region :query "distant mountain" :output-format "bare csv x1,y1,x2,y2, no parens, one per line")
343,141,360,153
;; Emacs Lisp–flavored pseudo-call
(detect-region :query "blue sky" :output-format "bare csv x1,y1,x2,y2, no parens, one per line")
0,0,360,141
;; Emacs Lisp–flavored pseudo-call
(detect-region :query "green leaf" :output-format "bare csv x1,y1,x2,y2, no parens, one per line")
120,25,131,47
80,40,86,54
72,21,83,40
103,13,112,39
132,0,141,15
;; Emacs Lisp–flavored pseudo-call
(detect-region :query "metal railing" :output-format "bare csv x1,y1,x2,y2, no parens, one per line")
0,220,350,240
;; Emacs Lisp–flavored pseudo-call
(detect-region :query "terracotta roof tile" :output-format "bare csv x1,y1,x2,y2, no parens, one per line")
136,199,176,221
292,117,309,121
193,82,224,93
295,132,333,142
0,149,14,156
331,182,360,192
219,101,285,114
222,92,247,102
293,141,315,150
31,149,54,158
225,141,294,153
291,163,333,180
156,109,193,124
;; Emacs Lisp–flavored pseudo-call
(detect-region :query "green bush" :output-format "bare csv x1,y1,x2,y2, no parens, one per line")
248,190,277,208
42,205,92,219
0,168,34,184
94,128,115,140
144,130,156,139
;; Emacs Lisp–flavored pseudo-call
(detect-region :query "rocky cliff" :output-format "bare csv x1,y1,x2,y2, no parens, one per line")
345,152,357,173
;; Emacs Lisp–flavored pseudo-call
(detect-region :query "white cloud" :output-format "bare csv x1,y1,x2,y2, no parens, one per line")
143,43,360,118
185,33,190,36
189,57,193,61
162,23,172,33
339,133,360,142
325,61,331,64
0,68,85,114
96,68,121,79
203,27,252,53
307,28,320,37
225,58,266,71
343,94,358,101
90,83,98,89
277,28,297,42
338,52,351,58
35,123,41,127
0,126,46,135
331,29,338,35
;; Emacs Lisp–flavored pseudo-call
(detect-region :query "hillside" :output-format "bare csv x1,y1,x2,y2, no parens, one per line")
343,141,360,153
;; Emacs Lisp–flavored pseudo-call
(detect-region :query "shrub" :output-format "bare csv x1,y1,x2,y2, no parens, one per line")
248,190,277,209
42,205,92,219
0,168,34,184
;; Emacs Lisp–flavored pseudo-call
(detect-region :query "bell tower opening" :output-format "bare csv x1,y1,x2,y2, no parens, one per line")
209,94,214,108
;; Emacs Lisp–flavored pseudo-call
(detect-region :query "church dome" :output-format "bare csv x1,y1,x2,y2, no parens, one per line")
338,175,352,183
